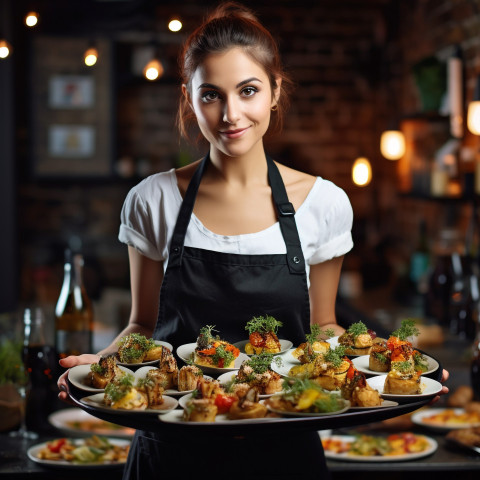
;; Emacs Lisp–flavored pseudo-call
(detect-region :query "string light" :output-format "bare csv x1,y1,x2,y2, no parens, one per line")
143,58,163,81
467,76,480,135
25,11,39,27
84,47,98,67
168,19,182,32
380,130,406,160
352,157,372,186
0,39,11,59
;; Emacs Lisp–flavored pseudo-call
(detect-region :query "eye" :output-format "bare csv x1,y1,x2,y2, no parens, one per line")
201,91,220,102
241,86,258,97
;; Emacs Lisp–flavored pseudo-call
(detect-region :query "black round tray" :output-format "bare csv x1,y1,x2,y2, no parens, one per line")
67,355,444,440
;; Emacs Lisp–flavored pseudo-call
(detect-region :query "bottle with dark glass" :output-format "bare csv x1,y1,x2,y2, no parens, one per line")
23,307,57,431
55,250,94,360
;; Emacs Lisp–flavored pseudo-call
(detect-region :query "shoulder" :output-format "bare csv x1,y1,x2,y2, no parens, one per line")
175,160,203,197
275,162,317,211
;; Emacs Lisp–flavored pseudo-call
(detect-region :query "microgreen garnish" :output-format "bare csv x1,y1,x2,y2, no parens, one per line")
391,319,419,341
305,324,334,344
322,345,346,368
245,315,283,334
347,322,368,337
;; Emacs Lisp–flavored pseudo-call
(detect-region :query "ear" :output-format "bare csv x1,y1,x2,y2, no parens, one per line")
272,77,282,108
182,84,194,112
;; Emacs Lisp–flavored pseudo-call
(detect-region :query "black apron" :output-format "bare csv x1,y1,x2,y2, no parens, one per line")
122,153,331,480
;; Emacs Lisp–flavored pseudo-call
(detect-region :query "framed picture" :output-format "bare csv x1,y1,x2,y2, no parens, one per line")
48,75,95,109
31,36,113,178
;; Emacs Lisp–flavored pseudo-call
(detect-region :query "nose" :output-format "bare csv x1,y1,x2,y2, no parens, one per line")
222,96,241,124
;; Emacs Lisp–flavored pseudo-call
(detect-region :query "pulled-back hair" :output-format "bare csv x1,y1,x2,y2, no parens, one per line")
177,2,292,141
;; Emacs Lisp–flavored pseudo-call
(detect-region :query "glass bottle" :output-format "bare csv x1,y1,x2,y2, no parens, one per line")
23,307,57,431
55,250,94,360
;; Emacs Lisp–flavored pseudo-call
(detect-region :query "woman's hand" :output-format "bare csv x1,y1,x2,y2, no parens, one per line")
429,368,450,405
57,354,100,403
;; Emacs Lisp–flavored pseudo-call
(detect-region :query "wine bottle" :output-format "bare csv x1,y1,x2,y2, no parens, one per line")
55,250,94,359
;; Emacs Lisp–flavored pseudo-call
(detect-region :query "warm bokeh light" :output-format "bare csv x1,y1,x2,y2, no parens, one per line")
467,101,480,135
380,130,406,160
84,47,98,66
25,11,39,27
143,59,164,81
0,40,11,59
352,157,372,186
168,19,182,32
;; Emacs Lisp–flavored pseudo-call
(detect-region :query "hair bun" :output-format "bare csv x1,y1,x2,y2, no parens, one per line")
207,1,258,22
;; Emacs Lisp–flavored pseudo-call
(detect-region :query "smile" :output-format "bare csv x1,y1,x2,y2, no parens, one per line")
219,127,250,139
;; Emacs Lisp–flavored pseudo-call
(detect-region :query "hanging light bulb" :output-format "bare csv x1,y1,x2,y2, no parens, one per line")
380,130,406,160
143,58,164,81
84,47,98,67
467,75,480,135
25,11,39,27
0,39,11,59
168,18,182,32
352,157,372,187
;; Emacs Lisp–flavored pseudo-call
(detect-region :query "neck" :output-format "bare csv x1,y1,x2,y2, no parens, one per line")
207,142,268,187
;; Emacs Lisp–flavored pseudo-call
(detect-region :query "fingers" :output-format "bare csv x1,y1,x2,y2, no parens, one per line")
441,369,450,382
59,353,100,369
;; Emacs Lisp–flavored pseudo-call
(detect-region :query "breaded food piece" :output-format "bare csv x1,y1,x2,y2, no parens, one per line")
183,399,217,422
89,354,124,389
228,388,267,419
369,341,391,372
447,385,474,408
384,371,423,395
143,345,164,362
178,365,203,391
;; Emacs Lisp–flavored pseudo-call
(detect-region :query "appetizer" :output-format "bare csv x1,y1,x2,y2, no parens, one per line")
117,333,168,364
322,432,431,457
289,345,350,391
292,324,332,364
104,374,148,410
420,408,480,427
244,315,282,354
265,378,346,414
226,353,283,396
338,321,376,355
341,360,382,407
35,435,130,464
229,387,268,419
194,325,240,368
89,354,125,389
446,426,480,448
178,364,203,391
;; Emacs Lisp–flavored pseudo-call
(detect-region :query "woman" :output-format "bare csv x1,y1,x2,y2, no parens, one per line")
58,3,447,478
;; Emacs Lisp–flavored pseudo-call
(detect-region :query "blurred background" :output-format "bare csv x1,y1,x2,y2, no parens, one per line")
2,0,480,348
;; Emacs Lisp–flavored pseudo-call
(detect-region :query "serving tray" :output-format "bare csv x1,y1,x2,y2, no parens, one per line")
67,354,443,440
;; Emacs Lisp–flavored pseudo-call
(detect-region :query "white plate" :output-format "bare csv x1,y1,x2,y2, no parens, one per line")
366,375,443,403
327,336,339,349
68,365,134,393
265,397,350,417
158,409,276,425
270,355,309,378
48,408,135,438
233,339,293,355
27,437,131,468
116,340,173,367
352,354,439,376
134,365,211,397
322,434,438,462
176,343,249,374
411,408,480,431
216,371,283,399
80,392,178,414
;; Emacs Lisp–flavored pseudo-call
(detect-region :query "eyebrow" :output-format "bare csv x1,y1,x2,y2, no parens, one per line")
197,77,263,90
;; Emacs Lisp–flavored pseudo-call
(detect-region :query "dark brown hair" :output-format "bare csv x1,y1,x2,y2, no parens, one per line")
177,2,292,141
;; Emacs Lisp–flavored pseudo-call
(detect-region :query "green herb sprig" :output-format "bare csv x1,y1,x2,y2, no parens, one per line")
245,315,282,334
391,319,419,341
305,324,334,344
347,321,368,338
322,345,347,368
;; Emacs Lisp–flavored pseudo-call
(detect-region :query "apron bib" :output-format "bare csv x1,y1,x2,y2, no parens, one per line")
154,152,310,345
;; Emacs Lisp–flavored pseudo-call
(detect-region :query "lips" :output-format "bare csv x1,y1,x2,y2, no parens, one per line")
219,127,249,139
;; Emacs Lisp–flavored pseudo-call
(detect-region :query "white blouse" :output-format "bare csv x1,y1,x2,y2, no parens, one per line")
118,168,354,282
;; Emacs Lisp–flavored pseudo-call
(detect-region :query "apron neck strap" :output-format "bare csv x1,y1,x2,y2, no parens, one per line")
168,152,306,274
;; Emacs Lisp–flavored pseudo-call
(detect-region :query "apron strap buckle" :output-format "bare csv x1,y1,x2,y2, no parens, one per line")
277,202,295,216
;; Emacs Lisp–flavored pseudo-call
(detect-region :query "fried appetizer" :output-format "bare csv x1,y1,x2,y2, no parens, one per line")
117,333,162,364
369,340,391,372
183,399,218,422
292,324,332,364
156,348,178,389
289,346,350,391
244,315,282,354
341,361,382,407
384,369,423,395
104,374,148,410
137,369,166,407
229,388,267,420
89,354,125,389
338,321,375,355
266,378,345,414
178,365,203,391
230,354,283,395
194,325,240,368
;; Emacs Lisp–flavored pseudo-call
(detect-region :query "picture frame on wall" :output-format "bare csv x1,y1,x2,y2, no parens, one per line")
31,36,113,178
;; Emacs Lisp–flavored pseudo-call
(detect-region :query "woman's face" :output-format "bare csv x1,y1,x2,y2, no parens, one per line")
185,47,279,159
